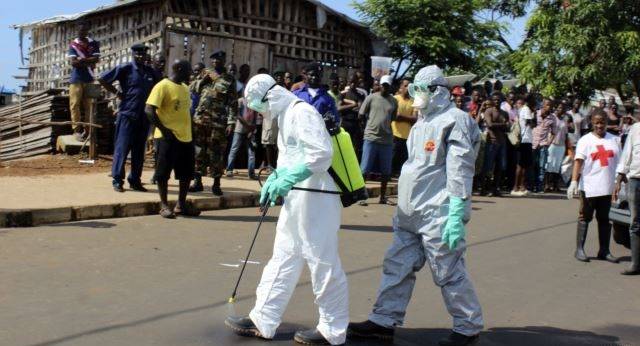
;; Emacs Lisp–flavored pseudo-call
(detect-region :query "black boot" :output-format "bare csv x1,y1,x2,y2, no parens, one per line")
189,173,203,192
128,179,148,192
294,329,340,345
347,320,394,340
575,222,589,262
212,177,223,196
597,222,620,263
224,316,263,338
479,175,489,196
543,173,552,192
438,331,480,346
622,233,640,275
490,170,503,197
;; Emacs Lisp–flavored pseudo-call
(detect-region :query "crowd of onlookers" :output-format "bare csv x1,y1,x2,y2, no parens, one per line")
458,81,637,198
66,22,639,219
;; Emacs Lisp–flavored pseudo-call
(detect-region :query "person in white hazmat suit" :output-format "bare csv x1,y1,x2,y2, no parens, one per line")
225,74,349,346
348,66,484,346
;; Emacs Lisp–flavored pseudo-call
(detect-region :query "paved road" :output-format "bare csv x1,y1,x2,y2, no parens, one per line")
1,194,638,346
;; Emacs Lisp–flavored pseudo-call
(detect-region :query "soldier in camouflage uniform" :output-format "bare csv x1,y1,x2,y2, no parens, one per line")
189,50,237,196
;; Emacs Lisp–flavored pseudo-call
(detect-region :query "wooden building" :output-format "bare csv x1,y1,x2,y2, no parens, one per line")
13,0,383,94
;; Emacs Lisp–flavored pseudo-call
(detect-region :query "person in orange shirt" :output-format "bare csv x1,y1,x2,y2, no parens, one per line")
392,78,417,176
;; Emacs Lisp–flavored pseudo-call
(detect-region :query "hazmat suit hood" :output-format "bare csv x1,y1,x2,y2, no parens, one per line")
412,65,451,117
245,74,299,121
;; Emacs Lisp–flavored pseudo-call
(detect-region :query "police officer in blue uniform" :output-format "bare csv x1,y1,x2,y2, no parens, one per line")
99,44,159,192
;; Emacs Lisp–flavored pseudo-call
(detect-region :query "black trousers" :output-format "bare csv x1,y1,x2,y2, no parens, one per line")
578,192,613,253
578,192,611,224
342,119,363,162
392,136,408,176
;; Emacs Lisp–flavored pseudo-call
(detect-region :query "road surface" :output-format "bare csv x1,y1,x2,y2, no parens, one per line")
1,194,638,345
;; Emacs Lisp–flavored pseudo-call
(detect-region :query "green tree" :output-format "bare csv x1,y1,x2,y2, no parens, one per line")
354,0,530,79
511,0,640,100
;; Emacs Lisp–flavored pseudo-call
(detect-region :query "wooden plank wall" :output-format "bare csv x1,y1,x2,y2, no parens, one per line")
165,0,372,77
23,0,372,93
25,2,165,94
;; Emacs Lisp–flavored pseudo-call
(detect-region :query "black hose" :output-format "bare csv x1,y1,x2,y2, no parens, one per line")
230,201,270,300
257,167,341,195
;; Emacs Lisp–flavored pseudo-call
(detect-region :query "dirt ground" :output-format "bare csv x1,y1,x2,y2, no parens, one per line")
0,154,153,177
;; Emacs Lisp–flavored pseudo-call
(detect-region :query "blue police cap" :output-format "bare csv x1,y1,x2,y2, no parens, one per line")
210,50,226,59
131,44,149,53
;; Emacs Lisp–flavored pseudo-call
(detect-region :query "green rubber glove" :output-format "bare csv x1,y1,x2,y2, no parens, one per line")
260,167,288,205
265,163,313,206
442,196,467,250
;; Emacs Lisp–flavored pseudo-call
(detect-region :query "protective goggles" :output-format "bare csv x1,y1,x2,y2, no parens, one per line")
408,82,447,98
247,83,276,113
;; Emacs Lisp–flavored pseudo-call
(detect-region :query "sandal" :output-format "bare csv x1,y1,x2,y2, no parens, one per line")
379,197,397,206
174,203,201,217
160,207,176,219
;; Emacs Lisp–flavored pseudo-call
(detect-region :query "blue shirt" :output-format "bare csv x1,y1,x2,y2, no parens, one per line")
67,38,101,84
293,84,340,123
100,61,158,119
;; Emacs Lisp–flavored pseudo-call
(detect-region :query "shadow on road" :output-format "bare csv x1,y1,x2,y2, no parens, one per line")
342,224,392,233
371,326,624,346
189,325,630,346
505,193,568,201
50,221,117,229
471,199,496,204
197,215,278,223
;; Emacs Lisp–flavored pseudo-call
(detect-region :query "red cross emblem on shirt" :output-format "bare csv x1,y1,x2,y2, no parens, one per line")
590,145,614,167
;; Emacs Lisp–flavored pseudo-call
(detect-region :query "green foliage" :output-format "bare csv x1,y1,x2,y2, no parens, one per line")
353,0,528,77
511,0,640,100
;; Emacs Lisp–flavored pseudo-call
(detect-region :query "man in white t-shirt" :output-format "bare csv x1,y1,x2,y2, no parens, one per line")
567,109,620,263
511,97,535,195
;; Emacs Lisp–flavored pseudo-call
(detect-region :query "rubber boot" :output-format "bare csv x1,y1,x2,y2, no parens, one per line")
622,233,640,275
597,222,620,263
225,316,264,338
575,221,589,262
347,320,394,340
189,173,203,192
212,177,223,196
294,329,339,345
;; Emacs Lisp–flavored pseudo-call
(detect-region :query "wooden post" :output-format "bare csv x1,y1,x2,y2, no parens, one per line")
84,83,102,159
89,101,97,159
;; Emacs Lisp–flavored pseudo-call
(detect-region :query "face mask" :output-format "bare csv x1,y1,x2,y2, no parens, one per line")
248,98,269,114
412,92,430,109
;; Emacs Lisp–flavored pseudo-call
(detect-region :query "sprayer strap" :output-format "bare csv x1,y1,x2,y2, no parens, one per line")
292,187,341,194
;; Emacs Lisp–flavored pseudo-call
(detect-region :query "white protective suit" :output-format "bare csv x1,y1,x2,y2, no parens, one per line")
368,66,484,336
244,75,349,345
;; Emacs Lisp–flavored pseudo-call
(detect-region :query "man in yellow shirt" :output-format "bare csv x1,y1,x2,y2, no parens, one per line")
145,60,200,218
392,78,417,176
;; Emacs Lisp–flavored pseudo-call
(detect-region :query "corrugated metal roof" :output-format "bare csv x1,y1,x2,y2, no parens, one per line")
12,0,151,30
12,0,367,30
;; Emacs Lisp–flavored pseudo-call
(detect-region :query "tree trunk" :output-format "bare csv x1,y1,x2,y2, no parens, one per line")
616,84,628,102
632,77,640,101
